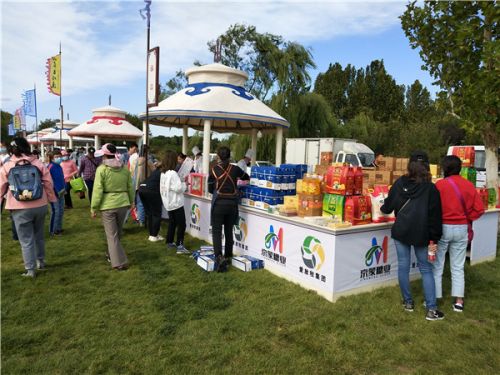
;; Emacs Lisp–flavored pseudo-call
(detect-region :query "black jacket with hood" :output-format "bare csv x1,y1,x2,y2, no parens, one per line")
381,175,442,246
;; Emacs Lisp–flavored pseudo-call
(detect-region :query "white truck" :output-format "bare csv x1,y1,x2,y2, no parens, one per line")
285,138,376,167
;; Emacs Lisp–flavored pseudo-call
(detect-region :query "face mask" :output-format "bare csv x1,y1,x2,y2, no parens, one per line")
0,148,6,154
62,156,69,161
54,158,62,164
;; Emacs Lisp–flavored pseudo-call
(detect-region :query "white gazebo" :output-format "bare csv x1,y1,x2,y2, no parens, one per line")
68,105,143,148
140,63,290,174
39,128,93,148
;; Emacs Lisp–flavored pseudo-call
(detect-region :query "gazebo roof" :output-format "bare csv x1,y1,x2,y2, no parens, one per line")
68,105,143,140
141,63,289,134
39,128,93,144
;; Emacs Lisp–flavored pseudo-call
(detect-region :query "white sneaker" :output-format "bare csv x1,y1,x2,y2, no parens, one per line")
21,270,36,278
148,236,163,242
156,235,165,241
176,245,190,254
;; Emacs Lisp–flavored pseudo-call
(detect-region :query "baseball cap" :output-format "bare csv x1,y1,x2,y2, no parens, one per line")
409,150,429,163
88,146,95,153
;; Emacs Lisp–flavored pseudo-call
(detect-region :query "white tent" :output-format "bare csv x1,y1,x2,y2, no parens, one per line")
141,63,290,173
68,105,143,148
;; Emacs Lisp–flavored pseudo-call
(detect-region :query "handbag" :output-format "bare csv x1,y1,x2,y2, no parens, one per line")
447,177,474,242
70,176,87,192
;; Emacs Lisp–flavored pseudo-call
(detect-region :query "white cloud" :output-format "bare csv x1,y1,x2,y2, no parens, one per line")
1,0,405,114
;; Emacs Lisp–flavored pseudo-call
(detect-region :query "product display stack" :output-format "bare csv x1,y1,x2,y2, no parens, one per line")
452,146,477,186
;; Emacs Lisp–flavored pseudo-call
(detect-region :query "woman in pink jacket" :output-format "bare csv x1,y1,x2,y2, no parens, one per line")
0,137,57,277
60,149,78,208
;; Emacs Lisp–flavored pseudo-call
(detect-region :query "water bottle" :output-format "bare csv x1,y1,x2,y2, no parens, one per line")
428,240,436,262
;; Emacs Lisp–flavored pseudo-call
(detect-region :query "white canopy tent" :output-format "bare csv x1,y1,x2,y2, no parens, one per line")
140,63,290,174
68,105,143,148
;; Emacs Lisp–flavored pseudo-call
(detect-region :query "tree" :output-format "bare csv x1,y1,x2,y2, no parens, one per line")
159,70,187,101
401,1,499,189
1,110,13,143
404,80,435,124
38,118,57,130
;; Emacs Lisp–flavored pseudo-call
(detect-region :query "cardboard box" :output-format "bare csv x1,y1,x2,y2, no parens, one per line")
375,171,392,185
284,195,299,210
322,194,345,220
241,255,265,269
320,152,333,166
197,255,216,272
377,156,396,171
362,170,376,187
314,165,329,177
429,164,441,178
232,257,252,272
395,158,409,171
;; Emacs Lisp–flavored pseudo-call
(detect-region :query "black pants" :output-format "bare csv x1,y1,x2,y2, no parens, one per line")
211,202,238,258
85,179,94,204
138,187,162,237
64,182,73,208
167,206,186,245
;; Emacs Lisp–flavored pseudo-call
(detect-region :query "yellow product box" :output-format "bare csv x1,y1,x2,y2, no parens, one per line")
296,179,303,194
284,195,299,209
429,164,440,178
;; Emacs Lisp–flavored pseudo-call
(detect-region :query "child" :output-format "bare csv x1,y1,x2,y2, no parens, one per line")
47,151,66,235
160,150,189,254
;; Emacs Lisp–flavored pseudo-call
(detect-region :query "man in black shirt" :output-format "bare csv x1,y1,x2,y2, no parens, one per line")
208,146,249,271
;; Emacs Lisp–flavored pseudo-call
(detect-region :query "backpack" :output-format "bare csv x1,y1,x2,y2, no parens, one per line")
8,160,43,201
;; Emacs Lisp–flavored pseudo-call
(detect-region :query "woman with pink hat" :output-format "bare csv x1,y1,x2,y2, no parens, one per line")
60,149,78,209
91,144,134,270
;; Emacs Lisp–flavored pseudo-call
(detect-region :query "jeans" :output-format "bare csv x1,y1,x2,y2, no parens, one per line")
11,206,48,271
211,202,238,258
166,206,186,245
64,182,73,208
138,187,162,237
85,179,94,203
433,224,468,299
394,239,437,310
135,193,145,224
49,195,65,233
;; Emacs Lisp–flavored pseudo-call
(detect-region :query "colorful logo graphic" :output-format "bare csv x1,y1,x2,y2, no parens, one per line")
233,216,248,242
301,236,325,270
264,225,283,253
190,203,201,224
365,236,388,267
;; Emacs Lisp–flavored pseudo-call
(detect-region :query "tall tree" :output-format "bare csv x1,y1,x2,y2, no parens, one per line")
401,1,499,189
404,80,435,124
1,110,13,143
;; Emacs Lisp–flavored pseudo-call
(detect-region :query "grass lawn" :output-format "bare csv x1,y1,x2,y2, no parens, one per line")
2,196,499,374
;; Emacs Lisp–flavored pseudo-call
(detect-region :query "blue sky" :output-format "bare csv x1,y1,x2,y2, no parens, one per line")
1,1,438,137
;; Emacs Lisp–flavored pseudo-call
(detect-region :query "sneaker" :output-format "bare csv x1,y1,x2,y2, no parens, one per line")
105,253,111,263
215,256,229,273
21,270,36,278
166,242,177,249
37,260,46,270
176,245,190,254
426,309,445,321
403,301,415,312
453,302,464,312
148,235,163,242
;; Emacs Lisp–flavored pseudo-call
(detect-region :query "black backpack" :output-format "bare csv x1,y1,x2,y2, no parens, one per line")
7,160,43,201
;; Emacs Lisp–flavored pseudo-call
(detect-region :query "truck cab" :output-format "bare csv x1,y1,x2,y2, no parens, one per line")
335,141,375,167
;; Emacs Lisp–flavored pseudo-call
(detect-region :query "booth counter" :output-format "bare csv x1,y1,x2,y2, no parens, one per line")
184,193,499,302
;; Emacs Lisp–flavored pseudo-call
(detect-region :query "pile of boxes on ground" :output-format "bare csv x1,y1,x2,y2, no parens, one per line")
193,246,264,272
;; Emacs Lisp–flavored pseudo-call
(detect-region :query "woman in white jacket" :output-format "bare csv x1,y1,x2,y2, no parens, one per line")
160,150,189,254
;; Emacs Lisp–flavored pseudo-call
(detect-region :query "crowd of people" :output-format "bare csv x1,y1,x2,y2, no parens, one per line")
0,138,486,321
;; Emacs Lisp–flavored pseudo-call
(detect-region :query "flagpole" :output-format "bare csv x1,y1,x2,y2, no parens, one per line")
34,83,39,148
142,0,151,177
59,42,63,148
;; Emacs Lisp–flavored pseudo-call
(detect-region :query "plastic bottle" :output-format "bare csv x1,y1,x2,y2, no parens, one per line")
428,240,436,262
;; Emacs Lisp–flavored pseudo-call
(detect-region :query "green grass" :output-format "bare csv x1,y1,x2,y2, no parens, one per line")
2,197,500,374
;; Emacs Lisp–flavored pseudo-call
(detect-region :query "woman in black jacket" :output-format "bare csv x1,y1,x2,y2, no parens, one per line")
381,151,444,321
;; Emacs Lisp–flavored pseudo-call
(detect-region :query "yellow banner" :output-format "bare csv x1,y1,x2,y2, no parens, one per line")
46,54,61,96
13,109,21,129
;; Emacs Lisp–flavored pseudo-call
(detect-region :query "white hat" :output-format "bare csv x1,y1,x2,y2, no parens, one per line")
192,146,200,155
245,149,255,159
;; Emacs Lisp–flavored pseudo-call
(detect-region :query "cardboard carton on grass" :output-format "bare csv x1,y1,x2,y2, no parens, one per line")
232,257,252,272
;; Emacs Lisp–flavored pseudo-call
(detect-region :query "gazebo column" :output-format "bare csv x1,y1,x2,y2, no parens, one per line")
53,140,57,148
41,145,45,160
182,125,188,154
275,126,283,166
95,135,101,149
69,136,74,150
251,128,258,166
202,119,211,175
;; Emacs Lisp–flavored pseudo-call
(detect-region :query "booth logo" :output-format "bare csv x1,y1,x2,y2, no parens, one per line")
265,225,283,253
233,216,248,242
301,236,325,271
360,236,391,280
262,225,286,266
365,236,388,266
190,203,201,224
233,216,248,251
189,203,201,231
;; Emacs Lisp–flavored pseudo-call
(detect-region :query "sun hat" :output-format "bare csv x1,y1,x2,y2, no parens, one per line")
94,143,117,158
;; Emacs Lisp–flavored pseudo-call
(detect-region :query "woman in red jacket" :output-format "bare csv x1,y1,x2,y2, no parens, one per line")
434,155,484,312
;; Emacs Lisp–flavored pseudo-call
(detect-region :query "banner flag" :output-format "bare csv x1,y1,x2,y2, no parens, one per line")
46,54,61,96
8,122,15,136
13,109,21,129
23,89,37,117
